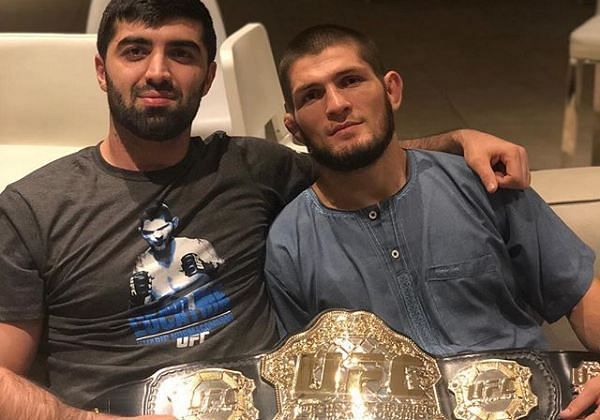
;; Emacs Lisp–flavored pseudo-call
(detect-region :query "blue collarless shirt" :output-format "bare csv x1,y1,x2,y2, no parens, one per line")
265,150,594,356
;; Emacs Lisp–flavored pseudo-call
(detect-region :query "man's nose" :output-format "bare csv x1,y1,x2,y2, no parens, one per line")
145,52,172,86
325,87,351,120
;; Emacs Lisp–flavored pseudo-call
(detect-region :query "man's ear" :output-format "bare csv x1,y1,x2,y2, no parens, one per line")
284,113,305,145
201,61,217,97
383,71,403,111
95,53,108,92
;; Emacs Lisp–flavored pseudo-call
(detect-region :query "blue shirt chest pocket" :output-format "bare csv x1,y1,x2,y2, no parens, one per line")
425,254,513,348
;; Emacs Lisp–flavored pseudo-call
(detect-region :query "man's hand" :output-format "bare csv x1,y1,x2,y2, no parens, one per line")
560,375,600,419
457,129,530,193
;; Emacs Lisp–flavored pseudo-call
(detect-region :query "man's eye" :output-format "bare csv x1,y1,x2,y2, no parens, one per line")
299,90,320,105
124,47,147,60
342,76,362,87
170,49,195,62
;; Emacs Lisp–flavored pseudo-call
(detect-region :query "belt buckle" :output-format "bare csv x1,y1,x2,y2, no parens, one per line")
144,366,259,419
261,310,445,419
448,359,538,420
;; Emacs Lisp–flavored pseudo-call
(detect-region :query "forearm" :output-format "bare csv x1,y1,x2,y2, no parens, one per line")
400,129,465,155
571,325,600,353
569,277,600,352
0,366,112,420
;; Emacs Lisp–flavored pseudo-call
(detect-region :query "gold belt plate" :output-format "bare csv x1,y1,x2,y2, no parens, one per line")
145,367,259,419
448,359,537,420
261,310,444,419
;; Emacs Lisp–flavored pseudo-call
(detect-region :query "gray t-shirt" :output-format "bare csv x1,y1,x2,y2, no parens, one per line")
265,149,595,356
0,132,313,407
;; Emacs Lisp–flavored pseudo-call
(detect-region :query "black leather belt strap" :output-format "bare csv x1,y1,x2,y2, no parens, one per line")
85,311,600,419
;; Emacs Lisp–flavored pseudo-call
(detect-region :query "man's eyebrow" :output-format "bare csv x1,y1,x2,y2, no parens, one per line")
335,67,366,77
293,67,365,95
115,37,202,53
116,36,152,49
167,40,202,52
293,82,319,96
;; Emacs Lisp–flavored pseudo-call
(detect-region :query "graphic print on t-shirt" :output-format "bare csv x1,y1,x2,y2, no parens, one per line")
127,202,232,347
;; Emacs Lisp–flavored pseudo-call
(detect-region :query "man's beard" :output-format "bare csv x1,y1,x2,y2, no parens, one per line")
106,75,203,142
302,99,396,172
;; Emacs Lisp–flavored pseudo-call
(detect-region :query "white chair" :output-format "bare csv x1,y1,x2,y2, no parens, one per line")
532,166,600,350
0,33,107,191
561,12,600,166
86,0,232,140
219,23,306,152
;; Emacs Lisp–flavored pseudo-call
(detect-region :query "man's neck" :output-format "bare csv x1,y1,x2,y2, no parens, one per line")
100,119,192,171
313,140,408,210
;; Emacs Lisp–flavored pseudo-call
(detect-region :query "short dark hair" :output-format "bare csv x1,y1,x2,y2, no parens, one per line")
97,0,217,63
279,24,385,110
140,202,174,227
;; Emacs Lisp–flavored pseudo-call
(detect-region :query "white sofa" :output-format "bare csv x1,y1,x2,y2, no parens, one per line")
0,33,107,190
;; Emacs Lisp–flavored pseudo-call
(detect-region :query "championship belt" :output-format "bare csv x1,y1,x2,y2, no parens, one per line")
86,310,600,419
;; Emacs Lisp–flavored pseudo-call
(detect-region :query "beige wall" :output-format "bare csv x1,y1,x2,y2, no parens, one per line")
0,0,89,32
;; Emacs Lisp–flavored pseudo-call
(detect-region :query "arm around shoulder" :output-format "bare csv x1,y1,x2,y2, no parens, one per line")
401,129,530,193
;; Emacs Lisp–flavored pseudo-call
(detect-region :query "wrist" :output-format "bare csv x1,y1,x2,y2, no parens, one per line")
451,128,469,149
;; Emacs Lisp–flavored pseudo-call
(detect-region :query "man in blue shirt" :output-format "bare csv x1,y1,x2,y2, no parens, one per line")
265,24,600,419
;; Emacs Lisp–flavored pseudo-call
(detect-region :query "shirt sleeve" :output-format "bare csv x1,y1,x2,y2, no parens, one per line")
0,187,46,321
264,215,313,337
241,138,316,209
492,187,595,323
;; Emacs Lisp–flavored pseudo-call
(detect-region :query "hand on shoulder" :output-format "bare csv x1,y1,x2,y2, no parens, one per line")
401,128,530,193
457,129,530,193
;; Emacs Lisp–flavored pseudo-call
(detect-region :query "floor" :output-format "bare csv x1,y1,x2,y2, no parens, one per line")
1,0,596,169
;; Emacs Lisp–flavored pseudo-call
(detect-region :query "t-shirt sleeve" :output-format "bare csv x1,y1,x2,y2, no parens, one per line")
492,188,595,323
264,215,313,337
241,138,316,208
0,187,45,321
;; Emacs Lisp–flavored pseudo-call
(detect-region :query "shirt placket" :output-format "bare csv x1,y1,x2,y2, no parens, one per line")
363,201,435,348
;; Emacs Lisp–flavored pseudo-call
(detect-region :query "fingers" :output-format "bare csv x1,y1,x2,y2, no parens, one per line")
459,129,529,192
585,406,600,420
514,144,530,187
468,157,498,193
520,146,531,187
561,403,600,420
495,145,530,190
560,377,600,419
